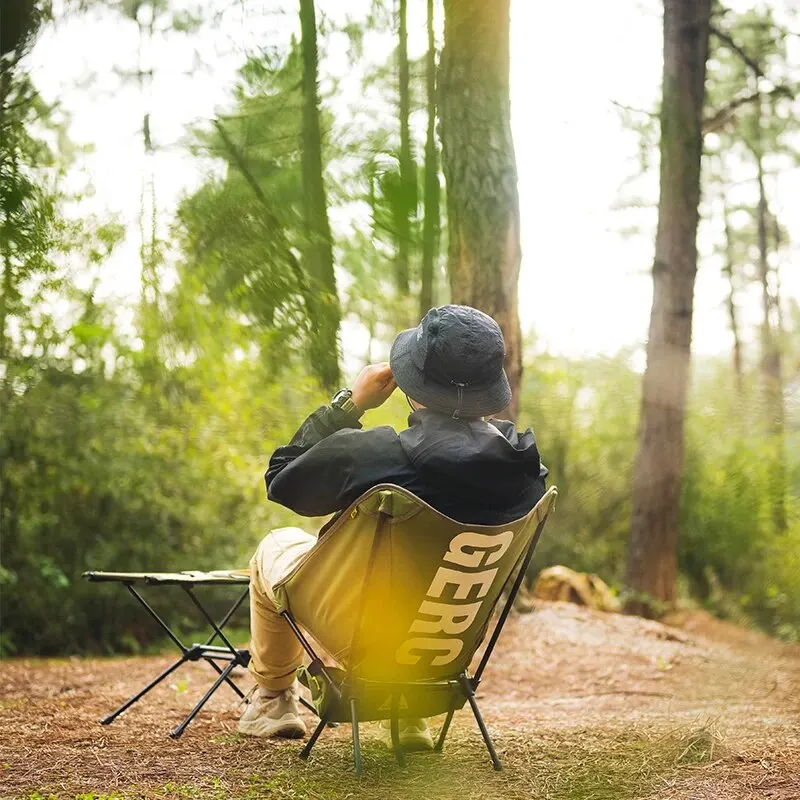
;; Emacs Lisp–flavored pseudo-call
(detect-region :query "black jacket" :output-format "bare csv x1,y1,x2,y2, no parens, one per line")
266,406,548,526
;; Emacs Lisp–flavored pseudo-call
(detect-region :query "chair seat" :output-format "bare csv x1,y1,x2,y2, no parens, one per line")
298,664,469,723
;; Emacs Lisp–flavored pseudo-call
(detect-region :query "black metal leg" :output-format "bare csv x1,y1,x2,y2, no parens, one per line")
459,675,502,771
183,586,239,657
298,695,317,716
300,716,328,761
202,588,249,647
281,612,342,701
351,698,362,777
169,660,237,739
101,656,187,725
203,656,246,700
126,584,187,652
390,696,407,767
435,708,456,752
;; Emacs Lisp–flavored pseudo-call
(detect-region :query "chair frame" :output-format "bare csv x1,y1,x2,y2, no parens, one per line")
283,487,556,776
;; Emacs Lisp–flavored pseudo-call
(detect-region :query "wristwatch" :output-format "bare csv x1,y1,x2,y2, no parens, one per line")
330,388,364,420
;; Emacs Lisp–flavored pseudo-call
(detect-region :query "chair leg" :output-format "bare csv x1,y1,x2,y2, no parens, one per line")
390,701,407,767
350,698,362,778
435,708,455,752
300,716,328,761
459,675,502,771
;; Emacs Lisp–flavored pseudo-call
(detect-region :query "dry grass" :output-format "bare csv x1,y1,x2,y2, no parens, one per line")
2,603,799,800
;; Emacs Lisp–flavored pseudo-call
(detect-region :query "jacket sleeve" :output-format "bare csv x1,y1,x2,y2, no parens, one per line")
265,406,398,517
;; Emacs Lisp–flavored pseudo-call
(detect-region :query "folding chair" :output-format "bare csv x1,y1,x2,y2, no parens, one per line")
82,569,251,738
272,484,558,775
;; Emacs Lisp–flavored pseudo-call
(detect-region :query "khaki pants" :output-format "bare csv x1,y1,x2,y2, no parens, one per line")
248,527,316,692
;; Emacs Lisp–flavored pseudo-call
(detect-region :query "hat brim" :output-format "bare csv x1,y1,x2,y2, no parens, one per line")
389,328,513,417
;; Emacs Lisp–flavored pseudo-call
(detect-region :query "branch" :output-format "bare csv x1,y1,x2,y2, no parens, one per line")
703,85,794,135
213,118,314,313
610,99,659,119
710,25,764,78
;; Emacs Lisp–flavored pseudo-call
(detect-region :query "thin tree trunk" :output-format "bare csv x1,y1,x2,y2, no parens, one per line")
299,0,341,391
753,132,786,533
439,0,522,420
721,192,743,396
0,63,13,369
420,0,439,316
396,0,413,296
625,0,712,616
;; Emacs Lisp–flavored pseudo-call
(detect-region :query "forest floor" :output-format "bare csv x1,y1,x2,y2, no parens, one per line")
1,601,799,800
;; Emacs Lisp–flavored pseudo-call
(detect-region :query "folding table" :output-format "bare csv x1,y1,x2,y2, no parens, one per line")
83,569,251,738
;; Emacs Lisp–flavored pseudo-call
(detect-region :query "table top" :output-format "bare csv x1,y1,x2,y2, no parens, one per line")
82,569,250,586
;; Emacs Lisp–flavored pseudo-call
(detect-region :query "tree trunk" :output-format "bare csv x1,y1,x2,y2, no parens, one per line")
721,192,743,396
420,0,439,316
0,64,12,369
299,0,341,391
753,133,786,533
396,0,413,297
625,0,711,616
439,0,522,420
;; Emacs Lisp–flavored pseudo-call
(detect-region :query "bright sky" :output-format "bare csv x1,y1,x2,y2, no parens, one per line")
29,0,800,369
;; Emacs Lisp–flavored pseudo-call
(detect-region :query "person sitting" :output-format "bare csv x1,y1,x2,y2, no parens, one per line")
238,304,548,748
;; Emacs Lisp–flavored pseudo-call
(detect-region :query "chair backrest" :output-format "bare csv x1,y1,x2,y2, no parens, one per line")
273,484,557,684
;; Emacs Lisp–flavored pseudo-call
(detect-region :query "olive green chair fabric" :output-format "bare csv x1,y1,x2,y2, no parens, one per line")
273,484,558,774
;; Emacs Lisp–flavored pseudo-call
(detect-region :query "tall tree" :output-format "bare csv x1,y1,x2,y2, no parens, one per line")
299,0,341,390
750,104,787,533
720,188,744,395
439,0,522,419
0,0,53,369
419,0,439,316
704,8,794,533
395,0,414,297
625,0,712,615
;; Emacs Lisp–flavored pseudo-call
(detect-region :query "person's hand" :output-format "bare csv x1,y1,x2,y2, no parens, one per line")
351,362,397,411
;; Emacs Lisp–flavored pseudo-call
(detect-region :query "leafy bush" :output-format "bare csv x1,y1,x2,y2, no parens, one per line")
521,352,800,639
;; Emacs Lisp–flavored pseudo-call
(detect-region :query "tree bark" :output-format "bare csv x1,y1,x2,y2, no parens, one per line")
0,64,12,369
299,0,341,391
419,0,439,316
439,0,522,420
396,0,413,297
625,0,712,616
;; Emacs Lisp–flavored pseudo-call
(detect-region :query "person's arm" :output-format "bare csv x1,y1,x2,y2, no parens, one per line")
267,425,400,516
265,363,397,515
265,404,362,490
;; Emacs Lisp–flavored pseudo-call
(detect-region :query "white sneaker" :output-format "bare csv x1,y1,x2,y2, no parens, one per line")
377,718,435,751
238,683,307,739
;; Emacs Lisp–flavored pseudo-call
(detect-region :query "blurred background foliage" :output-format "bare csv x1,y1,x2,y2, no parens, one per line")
1,0,799,656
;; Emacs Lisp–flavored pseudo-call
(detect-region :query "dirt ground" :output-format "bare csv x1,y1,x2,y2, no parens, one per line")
1,601,799,800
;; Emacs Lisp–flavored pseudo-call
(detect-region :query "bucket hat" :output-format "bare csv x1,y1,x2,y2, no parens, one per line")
389,305,512,418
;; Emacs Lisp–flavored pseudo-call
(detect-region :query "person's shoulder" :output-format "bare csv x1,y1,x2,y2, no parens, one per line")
329,424,400,443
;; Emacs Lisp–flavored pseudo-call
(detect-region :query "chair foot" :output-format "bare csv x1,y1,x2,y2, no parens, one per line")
459,675,503,771
351,698,362,777
435,708,455,752
300,717,327,761
390,710,407,767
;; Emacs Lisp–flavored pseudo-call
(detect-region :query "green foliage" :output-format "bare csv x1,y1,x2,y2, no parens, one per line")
1,316,327,654
520,351,640,581
522,348,800,639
